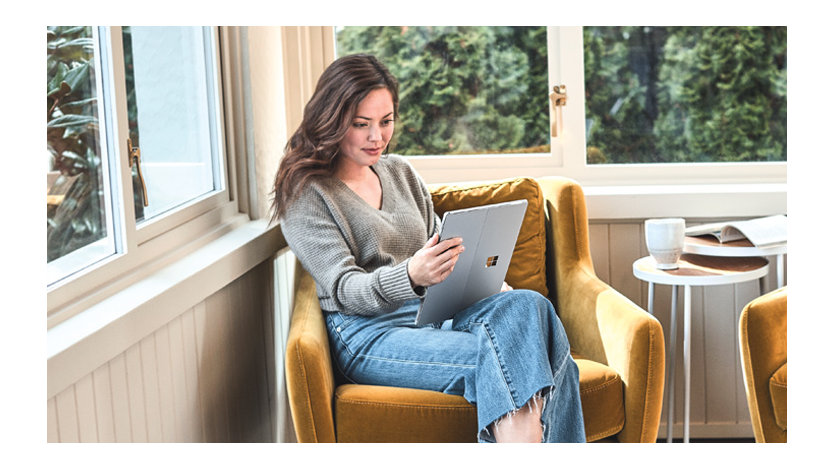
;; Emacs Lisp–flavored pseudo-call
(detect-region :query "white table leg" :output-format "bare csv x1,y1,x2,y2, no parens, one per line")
647,282,655,316
683,285,692,443
666,285,678,443
777,254,785,288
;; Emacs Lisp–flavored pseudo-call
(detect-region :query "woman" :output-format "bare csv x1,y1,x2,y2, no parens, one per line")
272,54,585,443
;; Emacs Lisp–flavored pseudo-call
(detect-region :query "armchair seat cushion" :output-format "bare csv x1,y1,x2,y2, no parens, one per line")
573,353,625,441
769,362,787,431
334,384,478,443
332,353,625,442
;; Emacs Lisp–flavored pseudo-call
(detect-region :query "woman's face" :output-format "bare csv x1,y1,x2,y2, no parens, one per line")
338,88,395,172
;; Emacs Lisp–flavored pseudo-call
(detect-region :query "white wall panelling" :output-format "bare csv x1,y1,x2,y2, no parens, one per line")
46,259,287,443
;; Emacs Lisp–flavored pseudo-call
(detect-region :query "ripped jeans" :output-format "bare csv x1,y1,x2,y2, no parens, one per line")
324,289,586,443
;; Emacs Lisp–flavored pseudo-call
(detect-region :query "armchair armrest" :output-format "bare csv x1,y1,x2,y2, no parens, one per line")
739,286,787,442
285,260,337,442
538,176,665,442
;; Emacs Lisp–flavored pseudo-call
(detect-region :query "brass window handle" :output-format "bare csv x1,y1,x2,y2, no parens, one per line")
127,137,149,206
550,84,567,137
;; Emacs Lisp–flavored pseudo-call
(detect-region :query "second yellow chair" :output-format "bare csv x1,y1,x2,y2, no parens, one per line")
739,286,787,443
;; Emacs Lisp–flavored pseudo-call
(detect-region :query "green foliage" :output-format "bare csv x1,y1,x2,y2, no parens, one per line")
340,26,786,163
47,26,106,262
584,26,787,163
337,26,550,155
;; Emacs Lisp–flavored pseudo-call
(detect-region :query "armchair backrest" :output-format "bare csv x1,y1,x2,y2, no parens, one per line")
537,176,596,300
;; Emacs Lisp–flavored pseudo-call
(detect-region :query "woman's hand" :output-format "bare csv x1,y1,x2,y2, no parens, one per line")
407,234,465,288
501,281,513,292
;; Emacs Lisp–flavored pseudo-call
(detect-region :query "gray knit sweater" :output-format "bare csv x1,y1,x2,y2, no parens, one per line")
280,155,440,316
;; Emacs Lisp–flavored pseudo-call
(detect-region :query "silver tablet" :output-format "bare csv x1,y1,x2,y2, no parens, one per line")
415,199,528,326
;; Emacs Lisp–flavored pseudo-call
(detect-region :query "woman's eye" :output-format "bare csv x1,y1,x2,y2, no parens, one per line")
382,119,395,126
352,122,368,128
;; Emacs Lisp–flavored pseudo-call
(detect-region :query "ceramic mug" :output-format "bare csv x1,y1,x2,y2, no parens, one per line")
645,218,686,270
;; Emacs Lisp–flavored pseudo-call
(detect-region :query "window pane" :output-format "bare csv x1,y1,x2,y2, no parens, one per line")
47,26,114,269
336,26,550,156
583,26,787,164
122,26,222,222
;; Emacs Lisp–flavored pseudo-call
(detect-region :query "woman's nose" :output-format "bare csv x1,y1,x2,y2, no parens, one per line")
368,125,382,142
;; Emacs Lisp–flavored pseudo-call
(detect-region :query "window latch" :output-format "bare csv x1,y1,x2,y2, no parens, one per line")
127,137,149,207
550,84,567,137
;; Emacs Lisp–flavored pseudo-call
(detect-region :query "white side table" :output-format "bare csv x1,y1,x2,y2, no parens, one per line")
684,236,787,288
633,253,769,443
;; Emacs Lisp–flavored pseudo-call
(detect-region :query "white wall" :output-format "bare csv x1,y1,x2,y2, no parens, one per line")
47,255,298,443
48,261,271,442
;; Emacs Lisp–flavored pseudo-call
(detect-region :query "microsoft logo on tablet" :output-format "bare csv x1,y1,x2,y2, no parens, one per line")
485,255,499,267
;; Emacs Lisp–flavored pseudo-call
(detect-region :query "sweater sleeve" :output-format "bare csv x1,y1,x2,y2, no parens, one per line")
280,185,422,316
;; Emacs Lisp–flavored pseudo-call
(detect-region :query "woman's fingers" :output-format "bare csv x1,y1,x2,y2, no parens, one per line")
432,237,463,255
440,242,464,269
408,236,465,287
438,251,459,272
437,242,465,280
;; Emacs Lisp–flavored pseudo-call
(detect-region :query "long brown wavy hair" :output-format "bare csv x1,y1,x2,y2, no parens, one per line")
269,54,400,221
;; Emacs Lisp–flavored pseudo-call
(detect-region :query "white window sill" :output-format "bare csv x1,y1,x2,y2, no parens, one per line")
407,155,786,220
47,219,285,398
583,183,788,220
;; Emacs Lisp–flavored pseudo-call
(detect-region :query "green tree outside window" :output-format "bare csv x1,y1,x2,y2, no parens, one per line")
338,26,787,164
337,26,551,156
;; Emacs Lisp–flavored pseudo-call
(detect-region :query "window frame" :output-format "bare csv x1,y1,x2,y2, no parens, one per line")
551,26,787,187
47,26,239,325
46,26,120,285
350,26,787,187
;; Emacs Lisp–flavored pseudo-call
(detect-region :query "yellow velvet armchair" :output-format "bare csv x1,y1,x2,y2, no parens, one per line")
739,286,787,443
285,176,665,442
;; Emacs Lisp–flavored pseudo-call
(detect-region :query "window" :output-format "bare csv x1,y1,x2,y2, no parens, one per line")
47,26,231,314
556,26,787,186
122,27,224,223
331,26,787,186
47,26,117,277
336,26,551,157
582,26,786,165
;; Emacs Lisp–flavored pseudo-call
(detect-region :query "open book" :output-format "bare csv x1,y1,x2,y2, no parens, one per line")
685,215,787,247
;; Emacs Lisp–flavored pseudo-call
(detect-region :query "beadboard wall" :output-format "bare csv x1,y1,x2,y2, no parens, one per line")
46,252,298,443
589,219,785,440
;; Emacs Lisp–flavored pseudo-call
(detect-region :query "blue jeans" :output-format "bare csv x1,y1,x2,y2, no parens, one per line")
324,289,586,442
